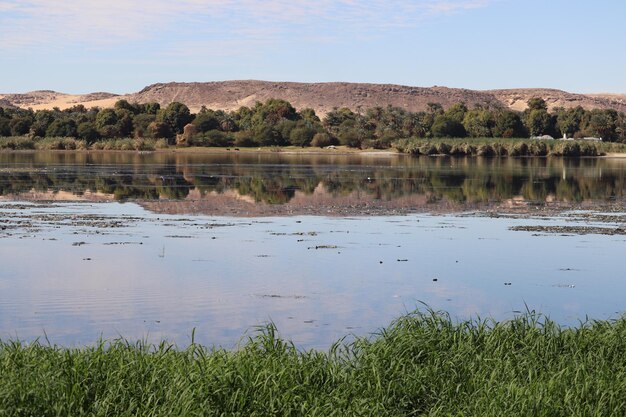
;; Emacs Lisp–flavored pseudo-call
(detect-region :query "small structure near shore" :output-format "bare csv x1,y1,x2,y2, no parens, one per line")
558,133,602,142
530,135,554,140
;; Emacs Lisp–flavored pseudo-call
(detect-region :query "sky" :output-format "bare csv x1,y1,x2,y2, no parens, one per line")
1,0,625,94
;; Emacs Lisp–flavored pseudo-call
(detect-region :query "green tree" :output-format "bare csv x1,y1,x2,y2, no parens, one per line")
525,109,551,136
431,115,466,138
527,97,548,111
492,110,526,138
584,109,617,141
323,107,356,135
445,102,468,124
114,109,134,137
30,111,56,137
147,121,173,139
310,132,333,147
45,119,77,137
132,113,156,138
95,108,118,131
77,122,100,143
140,102,161,115
9,117,32,136
193,110,220,133
114,99,140,114
463,109,493,137
289,126,316,147
158,102,193,134
556,106,585,137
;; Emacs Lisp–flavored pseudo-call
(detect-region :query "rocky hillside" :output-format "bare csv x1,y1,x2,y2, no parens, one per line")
3,81,626,115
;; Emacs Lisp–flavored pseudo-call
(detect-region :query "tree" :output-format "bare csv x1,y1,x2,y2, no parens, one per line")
30,111,56,137
527,97,548,111
556,106,585,137
77,122,100,143
45,119,77,137
300,108,321,124
492,110,526,138
158,102,193,134
132,113,156,138
147,121,173,139
9,117,32,136
140,102,161,115
584,109,617,141
114,99,140,114
310,132,333,147
445,102,468,124
95,108,118,131
524,109,551,136
431,115,466,138
338,128,363,148
254,125,283,146
323,107,356,135
193,110,220,133
463,109,493,137
114,109,134,137
289,127,316,147
0,117,10,136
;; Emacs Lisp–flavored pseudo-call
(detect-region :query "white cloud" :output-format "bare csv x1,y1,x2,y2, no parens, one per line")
0,0,494,50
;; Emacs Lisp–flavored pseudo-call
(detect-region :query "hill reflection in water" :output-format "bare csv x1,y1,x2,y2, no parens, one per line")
1,152,625,215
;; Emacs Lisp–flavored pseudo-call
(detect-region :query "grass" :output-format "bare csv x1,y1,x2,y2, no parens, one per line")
1,310,625,416
394,137,626,157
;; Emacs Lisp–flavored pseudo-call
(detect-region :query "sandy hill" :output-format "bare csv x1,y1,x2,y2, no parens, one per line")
2,81,626,115
0,90,119,111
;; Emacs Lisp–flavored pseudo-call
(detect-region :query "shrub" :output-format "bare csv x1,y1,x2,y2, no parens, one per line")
509,142,529,156
310,132,333,148
529,141,548,156
0,136,35,150
477,144,495,157
233,132,258,147
436,142,451,155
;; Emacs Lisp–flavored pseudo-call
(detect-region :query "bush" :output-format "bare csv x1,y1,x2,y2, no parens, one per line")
508,142,529,156
551,142,581,157
233,132,258,147
528,141,548,156
34,137,85,150
462,143,477,156
0,136,35,150
189,130,233,147
436,142,451,155
338,129,363,148
477,144,495,157
310,132,333,148
155,139,169,149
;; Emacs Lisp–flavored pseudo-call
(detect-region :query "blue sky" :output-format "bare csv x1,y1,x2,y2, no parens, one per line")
1,0,625,94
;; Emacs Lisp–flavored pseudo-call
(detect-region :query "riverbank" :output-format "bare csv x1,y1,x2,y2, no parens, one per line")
4,135,626,157
1,310,624,415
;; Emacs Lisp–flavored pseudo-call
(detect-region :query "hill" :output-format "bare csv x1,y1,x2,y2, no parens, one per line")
2,81,626,115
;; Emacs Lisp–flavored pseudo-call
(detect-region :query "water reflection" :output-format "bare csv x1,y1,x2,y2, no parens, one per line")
1,202,625,349
1,152,625,213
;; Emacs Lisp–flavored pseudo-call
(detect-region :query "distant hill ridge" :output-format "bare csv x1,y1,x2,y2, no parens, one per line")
2,80,626,115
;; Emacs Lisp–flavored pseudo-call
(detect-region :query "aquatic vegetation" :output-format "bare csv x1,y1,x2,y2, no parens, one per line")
1,310,625,416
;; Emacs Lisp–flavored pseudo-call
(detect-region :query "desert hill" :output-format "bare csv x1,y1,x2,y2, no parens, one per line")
2,81,626,115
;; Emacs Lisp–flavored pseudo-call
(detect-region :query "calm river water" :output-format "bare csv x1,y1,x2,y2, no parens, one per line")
1,152,625,349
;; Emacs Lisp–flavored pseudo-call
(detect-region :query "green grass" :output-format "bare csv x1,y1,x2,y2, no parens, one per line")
394,137,626,157
1,310,626,416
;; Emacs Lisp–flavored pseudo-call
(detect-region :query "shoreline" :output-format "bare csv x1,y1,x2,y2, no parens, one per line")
2,146,626,158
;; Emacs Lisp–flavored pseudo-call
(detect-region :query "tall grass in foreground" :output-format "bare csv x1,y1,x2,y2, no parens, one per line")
1,311,626,416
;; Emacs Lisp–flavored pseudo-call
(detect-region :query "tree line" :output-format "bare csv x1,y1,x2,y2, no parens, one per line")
0,97,625,148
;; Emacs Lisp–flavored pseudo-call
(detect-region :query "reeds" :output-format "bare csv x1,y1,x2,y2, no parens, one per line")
1,310,625,416
395,137,626,157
